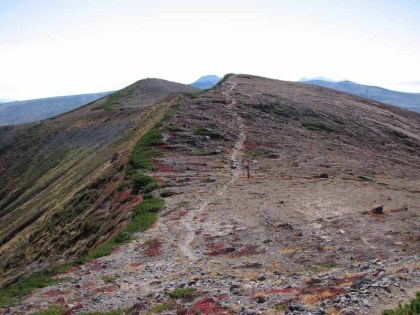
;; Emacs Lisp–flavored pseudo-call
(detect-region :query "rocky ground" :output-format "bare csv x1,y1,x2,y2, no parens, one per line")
2,74,419,314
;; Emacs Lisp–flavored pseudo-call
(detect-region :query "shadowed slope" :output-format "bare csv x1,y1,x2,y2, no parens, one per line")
0,78,198,286
0,92,113,126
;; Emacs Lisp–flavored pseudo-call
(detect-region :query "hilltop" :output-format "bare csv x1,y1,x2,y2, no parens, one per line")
0,74,419,315
301,79,420,112
0,92,113,126
190,75,221,89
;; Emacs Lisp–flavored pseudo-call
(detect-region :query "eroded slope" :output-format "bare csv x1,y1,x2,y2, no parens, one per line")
0,79,198,286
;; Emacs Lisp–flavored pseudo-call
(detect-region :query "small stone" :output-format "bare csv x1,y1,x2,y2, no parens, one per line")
257,274,266,281
319,173,329,179
362,299,372,307
266,152,279,158
382,285,392,293
370,206,384,214
341,308,356,315
256,296,266,303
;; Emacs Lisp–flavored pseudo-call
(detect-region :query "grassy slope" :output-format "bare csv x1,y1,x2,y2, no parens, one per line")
0,79,197,287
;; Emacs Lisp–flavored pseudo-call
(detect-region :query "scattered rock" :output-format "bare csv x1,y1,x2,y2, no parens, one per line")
358,175,374,181
371,206,384,214
266,152,279,158
257,274,266,281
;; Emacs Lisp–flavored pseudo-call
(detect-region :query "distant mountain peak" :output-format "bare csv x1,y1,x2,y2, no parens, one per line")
299,76,337,83
301,79,420,112
190,75,221,90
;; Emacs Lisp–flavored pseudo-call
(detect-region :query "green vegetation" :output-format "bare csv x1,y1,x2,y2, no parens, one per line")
320,261,339,269
150,303,176,313
131,173,158,194
116,182,128,191
260,104,299,118
128,129,163,171
0,126,166,308
168,124,183,132
86,197,164,260
193,127,225,140
185,91,201,99
32,305,65,315
0,270,70,307
102,274,117,283
382,292,420,315
273,304,287,312
301,119,335,132
168,287,196,299
101,86,134,110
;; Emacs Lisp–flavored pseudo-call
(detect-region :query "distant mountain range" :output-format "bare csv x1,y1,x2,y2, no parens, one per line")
300,79,420,112
0,91,112,126
190,75,221,89
0,99,15,104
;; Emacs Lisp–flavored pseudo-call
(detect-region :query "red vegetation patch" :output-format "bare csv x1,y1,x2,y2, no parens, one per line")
44,289,66,298
207,247,235,257
117,189,134,203
207,242,225,251
171,210,188,221
389,206,408,213
187,298,234,315
145,238,162,257
112,190,141,213
231,234,241,242
205,241,263,257
217,294,229,301
152,159,174,172
81,281,96,289
130,261,142,267
230,245,264,258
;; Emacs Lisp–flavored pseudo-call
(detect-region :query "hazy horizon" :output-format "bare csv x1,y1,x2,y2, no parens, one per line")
1,0,420,100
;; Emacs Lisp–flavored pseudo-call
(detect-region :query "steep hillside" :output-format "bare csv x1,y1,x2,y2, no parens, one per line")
302,79,420,112
0,92,113,126
0,78,198,287
1,74,420,315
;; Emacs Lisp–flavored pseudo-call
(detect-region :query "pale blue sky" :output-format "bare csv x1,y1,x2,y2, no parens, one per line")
1,0,420,100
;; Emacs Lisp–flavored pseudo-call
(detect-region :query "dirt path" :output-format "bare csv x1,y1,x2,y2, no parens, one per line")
178,76,246,260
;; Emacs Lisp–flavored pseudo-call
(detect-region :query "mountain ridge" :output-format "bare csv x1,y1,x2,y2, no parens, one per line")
301,79,420,112
0,92,114,126
0,78,198,287
0,74,419,314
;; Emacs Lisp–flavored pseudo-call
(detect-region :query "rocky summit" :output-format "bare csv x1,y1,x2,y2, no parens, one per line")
0,74,419,315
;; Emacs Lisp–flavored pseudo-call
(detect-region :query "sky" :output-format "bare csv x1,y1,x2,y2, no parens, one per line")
1,0,420,100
